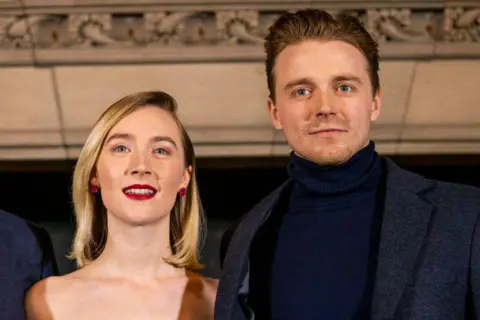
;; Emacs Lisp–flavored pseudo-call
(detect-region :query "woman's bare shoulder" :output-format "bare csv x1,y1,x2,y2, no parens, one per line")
25,276,57,319
25,270,87,319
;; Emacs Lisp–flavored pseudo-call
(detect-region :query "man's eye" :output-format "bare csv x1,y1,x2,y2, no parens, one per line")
338,84,353,92
153,148,170,155
296,88,311,96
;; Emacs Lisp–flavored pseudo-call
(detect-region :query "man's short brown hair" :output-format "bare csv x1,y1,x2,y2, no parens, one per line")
264,9,380,101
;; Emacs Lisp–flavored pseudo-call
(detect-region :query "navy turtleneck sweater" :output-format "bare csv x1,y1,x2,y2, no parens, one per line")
249,141,384,319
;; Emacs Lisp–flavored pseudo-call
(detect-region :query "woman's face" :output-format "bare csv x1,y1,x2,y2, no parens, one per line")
92,106,191,226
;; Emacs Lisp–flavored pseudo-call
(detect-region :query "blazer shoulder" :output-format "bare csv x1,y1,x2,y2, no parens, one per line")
434,179,480,195
0,209,58,277
431,179,480,209
0,208,28,227
219,216,243,269
386,158,480,206
0,209,48,246
393,163,480,214
0,209,37,241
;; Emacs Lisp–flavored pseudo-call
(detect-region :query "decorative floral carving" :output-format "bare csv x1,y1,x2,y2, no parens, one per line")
366,9,433,42
216,10,263,44
68,14,118,46
444,7,480,42
0,15,33,48
0,4,478,62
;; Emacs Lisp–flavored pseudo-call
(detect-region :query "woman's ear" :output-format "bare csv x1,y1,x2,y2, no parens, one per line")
181,166,192,189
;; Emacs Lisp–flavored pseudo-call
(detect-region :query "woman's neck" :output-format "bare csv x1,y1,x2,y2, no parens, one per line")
90,214,185,283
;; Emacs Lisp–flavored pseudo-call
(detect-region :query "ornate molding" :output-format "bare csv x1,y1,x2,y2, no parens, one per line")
366,9,434,43
444,7,480,42
0,1,479,64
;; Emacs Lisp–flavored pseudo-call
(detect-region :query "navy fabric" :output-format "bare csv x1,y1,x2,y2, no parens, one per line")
0,210,58,320
248,142,384,319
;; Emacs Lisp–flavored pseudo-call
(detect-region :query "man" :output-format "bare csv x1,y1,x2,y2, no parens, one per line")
215,9,480,320
0,209,58,319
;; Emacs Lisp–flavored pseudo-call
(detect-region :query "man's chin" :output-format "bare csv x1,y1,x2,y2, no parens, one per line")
297,146,353,166
311,156,348,166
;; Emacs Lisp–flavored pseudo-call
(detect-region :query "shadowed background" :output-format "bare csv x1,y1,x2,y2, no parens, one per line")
1,156,480,278
1,0,480,278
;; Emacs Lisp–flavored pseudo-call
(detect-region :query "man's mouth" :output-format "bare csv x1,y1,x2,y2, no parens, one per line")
309,128,347,136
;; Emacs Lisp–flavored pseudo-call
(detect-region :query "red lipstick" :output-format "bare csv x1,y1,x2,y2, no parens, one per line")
122,184,157,201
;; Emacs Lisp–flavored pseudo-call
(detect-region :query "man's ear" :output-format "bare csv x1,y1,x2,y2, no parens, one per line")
370,90,382,122
267,97,283,130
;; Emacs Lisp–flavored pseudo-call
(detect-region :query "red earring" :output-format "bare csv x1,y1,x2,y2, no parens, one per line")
91,186,99,194
179,187,186,197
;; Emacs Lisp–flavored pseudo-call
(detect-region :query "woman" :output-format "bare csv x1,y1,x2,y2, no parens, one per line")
25,91,217,319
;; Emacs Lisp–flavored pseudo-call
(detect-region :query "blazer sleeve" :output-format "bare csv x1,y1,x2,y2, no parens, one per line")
220,225,235,270
469,212,480,317
219,218,243,270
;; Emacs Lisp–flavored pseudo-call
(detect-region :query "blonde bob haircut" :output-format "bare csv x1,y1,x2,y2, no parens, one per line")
70,91,204,269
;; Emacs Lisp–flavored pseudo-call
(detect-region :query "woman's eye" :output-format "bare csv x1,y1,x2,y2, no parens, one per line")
113,145,129,153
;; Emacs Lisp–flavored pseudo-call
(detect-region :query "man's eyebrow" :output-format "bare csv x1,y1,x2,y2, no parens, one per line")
333,74,363,84
283,77,317,90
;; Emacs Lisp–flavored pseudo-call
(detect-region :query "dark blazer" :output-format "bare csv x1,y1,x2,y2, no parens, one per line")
0,209,58,320
215,159,480,320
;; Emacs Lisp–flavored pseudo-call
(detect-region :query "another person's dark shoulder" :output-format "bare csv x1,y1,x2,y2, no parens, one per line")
0,209,58,319
0,209,58,281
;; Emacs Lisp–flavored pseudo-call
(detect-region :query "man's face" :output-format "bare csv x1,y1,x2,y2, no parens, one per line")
268,40,381,165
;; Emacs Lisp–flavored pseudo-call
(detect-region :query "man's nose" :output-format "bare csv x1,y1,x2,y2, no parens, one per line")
313,90,336,117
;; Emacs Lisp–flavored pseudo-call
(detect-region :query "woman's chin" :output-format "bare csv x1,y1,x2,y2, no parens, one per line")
114,212,169,227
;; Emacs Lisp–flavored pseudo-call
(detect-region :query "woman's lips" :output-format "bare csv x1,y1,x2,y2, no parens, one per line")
122,184,157,201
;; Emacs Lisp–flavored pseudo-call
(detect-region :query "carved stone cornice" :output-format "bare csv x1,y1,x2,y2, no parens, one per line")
1,0,479,65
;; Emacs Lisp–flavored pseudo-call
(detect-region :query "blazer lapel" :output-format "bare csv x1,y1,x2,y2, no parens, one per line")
371,159,435,319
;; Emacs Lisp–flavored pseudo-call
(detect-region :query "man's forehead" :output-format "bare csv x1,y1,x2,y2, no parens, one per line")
275,40,369,81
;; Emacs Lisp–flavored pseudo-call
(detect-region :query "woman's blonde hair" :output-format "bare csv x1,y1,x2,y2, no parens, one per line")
69,91,204,269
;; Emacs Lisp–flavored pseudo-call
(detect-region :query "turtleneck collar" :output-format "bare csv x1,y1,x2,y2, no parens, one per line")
287,141,381,195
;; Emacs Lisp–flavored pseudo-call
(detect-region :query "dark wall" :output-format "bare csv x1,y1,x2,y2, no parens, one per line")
1,155,479,277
